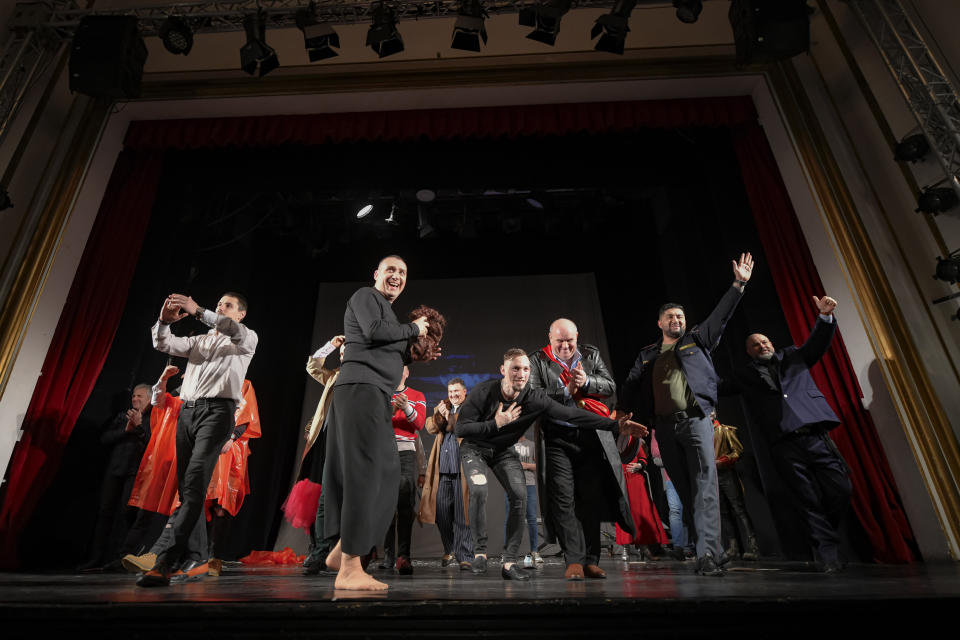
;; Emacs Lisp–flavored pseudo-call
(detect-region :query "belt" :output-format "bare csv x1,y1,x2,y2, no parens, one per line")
182,397,234,409
657,407,705,423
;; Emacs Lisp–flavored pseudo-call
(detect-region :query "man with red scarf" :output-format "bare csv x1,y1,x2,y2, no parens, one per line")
529,318,634,580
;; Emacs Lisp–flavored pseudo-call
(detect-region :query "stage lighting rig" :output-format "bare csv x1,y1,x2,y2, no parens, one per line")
935,250,960,284
916,186,959,215
894,134,930,163
673,0,702,24
367,2,404,58
296,3,340,61
159,15,194,55
591,0,637,55
451,0,489,52
520,0,573,47
240,10,279,77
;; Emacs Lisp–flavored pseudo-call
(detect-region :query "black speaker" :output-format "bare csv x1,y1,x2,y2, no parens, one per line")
69,15,148,99
729,0,810,64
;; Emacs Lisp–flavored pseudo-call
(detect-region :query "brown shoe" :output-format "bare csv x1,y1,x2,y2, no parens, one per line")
208,558,222,577
564,563,584,581
584,564,606,579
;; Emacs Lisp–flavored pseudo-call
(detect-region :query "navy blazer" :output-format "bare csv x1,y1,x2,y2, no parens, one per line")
725,317,840,440
621,285,744,427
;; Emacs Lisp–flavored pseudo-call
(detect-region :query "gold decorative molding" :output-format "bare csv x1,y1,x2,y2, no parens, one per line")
0,98,111,404
767,61,960,558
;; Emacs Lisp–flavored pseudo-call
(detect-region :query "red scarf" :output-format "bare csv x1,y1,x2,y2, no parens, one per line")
540,346,610,417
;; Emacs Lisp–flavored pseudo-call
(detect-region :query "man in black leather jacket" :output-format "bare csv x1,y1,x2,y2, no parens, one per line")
529,318,633,581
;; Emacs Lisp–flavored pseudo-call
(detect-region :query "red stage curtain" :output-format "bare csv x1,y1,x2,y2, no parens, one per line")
122,97,758,150
0,150,165,568
733,123,917,562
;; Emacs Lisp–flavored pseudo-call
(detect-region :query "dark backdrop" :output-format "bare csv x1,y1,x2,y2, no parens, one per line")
21,127,870,567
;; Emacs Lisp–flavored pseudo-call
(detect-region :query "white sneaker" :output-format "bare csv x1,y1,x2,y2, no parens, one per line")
532,552,544,566
522,554,533,568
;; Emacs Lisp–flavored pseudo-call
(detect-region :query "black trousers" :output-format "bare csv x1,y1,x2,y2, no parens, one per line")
544,434,606,567
771,432,851,564
717,465,757,551
156,398,234,568
150,505,208,565
87,471,137,565
322,384,399,556
460,441,526,562
384,449,417,559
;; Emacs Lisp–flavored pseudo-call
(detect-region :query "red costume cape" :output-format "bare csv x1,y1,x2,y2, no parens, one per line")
206,380,261,517
127,393,182,516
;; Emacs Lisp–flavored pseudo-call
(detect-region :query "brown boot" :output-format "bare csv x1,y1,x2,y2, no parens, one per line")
564,563,584,581
584,564,606,579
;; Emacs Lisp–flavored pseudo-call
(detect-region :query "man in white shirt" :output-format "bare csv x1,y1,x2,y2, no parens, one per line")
138,292,257,587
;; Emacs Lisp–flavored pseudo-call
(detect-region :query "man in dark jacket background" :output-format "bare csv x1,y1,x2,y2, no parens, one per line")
724,294,850,572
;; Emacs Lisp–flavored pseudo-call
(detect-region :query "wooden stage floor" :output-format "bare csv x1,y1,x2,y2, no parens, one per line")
3,557,959,638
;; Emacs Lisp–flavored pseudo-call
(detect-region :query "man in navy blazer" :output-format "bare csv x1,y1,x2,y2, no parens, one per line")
725,294,851,572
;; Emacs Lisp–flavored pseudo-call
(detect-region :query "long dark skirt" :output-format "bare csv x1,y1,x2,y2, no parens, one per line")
322,383,399,556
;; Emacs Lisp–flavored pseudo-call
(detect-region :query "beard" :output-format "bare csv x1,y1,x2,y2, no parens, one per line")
754,352,774,361
664,327,685,340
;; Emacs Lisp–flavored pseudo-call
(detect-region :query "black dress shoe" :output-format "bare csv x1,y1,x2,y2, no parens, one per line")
169,560,209,583
136,565,172,588
471,556,488,574
695,553,726,577
501,564,531,581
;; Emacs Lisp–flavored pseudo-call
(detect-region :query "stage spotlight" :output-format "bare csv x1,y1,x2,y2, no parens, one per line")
591,0,636,55
386,202,401,225
367,2,404,58
526,197,544,210
357,204,374,218
519,0,573,47
935,253,960,284
452,0,489,52
415,189,436,203
894,134,930,163
673,0,703,24
240,10,279,77
916,187,959,215
296,3,340,61
159,15,193,55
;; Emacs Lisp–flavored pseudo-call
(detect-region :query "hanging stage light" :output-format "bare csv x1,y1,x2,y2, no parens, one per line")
451,0,489,52
673,0,703,24
519,0,573,47
356,204,374,218
418,205,437,239
894,134,930,163
296,3,340,61
159,15,193,55
240,10,279,77
916,187,959,215
367,2,404,58
591,0,637,55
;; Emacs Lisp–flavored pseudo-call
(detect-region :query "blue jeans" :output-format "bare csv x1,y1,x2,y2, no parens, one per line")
664,479,688,549
504,484,538,554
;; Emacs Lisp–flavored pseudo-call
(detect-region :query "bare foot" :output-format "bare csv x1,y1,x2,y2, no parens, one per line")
335,554,388,591
326,540,342,572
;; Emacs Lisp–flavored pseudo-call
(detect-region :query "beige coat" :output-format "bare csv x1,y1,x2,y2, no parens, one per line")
417,404,469,525
294,353,338,480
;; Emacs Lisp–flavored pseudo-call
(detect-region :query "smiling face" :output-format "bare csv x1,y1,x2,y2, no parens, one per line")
658,307,686,341
216,295,246,323
500,355,531,395
373,256,408,302
131,386,151,412
746,333,775,361
448,382,466,407
549,318,578,363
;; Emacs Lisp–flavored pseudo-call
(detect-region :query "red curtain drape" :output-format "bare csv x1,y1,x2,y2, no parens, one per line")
733,123,917,562
0,149,165,569
0,96,917,566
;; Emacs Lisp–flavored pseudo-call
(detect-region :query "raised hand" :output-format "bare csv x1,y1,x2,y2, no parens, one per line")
412,316,429,336
159,297,188,324
495,402,522,428
331,335,346,348
161,365,180,380
732,252,755,283
813,295,838,315
168,294,199,316
436,401,450,418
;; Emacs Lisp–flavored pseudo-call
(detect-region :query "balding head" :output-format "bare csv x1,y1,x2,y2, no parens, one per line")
549,317,579,363
746,333,775,361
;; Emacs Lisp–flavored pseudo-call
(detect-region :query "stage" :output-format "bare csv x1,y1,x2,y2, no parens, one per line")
3,557,958,638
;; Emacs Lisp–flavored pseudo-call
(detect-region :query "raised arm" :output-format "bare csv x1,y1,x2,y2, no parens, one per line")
696,253,754,351
306,335,344,384
797,295,839,368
